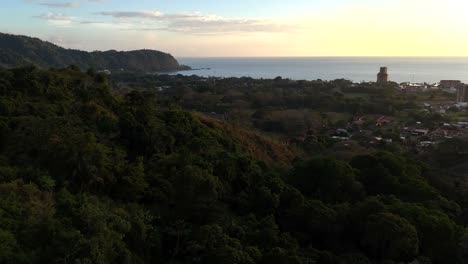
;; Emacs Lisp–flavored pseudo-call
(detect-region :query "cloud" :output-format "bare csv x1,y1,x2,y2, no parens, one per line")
80,20,106,24
96,11,296,35
39,2,80,8
35,12,73,21
25,0,105,7
34,13,74,25
97,11,163,19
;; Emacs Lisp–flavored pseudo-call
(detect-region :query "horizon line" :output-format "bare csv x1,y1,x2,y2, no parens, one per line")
176,55,468,58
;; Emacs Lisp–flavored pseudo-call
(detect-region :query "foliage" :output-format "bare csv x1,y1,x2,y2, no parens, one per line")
0,66,465,264
0,33,185,72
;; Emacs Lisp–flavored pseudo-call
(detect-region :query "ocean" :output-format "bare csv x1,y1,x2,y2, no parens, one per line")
174,57,468,83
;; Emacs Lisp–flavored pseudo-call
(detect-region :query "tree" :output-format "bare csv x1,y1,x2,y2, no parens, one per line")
289,157,364,202
361,213,419,262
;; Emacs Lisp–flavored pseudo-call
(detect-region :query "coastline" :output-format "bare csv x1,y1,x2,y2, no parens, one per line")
171,57,468,83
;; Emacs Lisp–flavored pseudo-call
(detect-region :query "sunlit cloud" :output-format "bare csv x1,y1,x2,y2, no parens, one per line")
34,12,74,25
80,20,106,24
96,11,297,35
39,2,80,8
24,0,106,7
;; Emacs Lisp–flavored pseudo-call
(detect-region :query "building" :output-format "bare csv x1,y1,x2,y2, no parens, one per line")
376,116,392,126
377,67,389,84
457,85,468,103
399,82,427,92
411,129,429,136
440,80,461,88
97,70,111,75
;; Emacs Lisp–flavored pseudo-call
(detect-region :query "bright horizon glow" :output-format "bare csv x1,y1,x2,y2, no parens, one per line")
2,0,468,57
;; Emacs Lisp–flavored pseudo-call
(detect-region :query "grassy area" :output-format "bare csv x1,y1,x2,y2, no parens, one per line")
343,92,371,99
445,112,468,121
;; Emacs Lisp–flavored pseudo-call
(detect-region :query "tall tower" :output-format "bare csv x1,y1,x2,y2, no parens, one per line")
377,67,389,84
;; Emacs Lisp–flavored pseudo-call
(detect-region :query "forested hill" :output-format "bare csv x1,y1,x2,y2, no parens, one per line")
0,66,468,263
0,33,189,72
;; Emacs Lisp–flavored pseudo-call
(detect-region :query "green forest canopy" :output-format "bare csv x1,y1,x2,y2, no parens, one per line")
0,66,467,263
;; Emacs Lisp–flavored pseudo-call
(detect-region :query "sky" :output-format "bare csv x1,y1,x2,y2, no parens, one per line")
2,0,468,57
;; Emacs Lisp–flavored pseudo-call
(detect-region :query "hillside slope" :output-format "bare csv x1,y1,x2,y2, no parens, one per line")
195,113,296,167
0,32,188,72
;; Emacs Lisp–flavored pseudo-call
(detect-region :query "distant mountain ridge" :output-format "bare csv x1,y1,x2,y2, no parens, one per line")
0,32,190,72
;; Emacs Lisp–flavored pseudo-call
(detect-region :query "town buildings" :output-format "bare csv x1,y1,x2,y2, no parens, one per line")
440,80,462,88
399,82,427,92
457,85,468,103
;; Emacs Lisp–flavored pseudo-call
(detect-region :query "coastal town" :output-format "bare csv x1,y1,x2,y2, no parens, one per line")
319,67,468,151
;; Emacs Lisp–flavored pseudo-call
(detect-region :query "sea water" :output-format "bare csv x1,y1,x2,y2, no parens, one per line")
173,57,468,83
